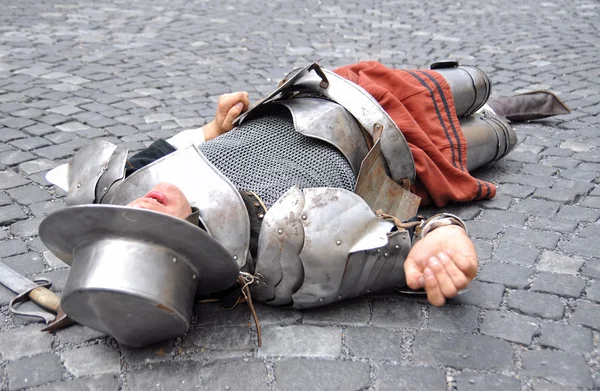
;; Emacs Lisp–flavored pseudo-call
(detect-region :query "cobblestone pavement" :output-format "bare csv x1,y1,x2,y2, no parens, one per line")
0,0,599,389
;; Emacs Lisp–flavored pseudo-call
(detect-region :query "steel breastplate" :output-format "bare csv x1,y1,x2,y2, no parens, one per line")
103,145,250,269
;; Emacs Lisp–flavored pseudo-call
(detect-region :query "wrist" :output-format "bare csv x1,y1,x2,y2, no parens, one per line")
416,213,467,239
203,120,221,141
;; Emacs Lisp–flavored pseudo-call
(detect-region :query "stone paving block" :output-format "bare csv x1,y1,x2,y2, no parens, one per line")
1,252,46,276
507,290,564,320
427,304,479,333
23,123,56,137
375,365,445,391
6,353,63,391
9,217,43,237
521,163,558,177
473,238,493,260
7,185,52,205
521,350,592,388
499,173,552,188
531,187,578,203
31,374,119,391
557,205,600,222
33,269,69,292
582,259,600,279
480,311,539,345
120,340,173,366
0,129,26,142
456,371,521,391
586,280,600,303
127,361,202,390
479,194,512,210
55,325,107,345
18,159,58,175
0,324,54,361
193,302,249,327
9,137,51,151
560,167,598,182
494,242,539,266
183,326,254,351
0,193,11,206
563,237,600,258
450,281,504,309
29,200,65,218
251,304,302,326
414,330,513,371
531,380,581,391
0,169,30,189
345,327,404,360
537,250,585,274
530,272,585,298
303,297,370,326
0,239,28,257
465,221,502,240
479,209,527,227
539,323,593,353
258,325,341,358
0,150,36,166
553,178,595,195
569,301,600,331
542,157,580,169
510,199,560,216
529,217,578,233
370,299,421,328
477,262,532,288
502,227,559,250
274,359,370,391
198,358,269,390
33,145,74,160
44,131,79,145
62,344,120,377
580,196,600,208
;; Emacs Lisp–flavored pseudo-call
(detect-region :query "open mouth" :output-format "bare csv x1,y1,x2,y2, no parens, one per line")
143,190,168,206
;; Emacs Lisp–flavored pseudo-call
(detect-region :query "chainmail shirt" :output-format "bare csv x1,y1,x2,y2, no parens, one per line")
199,107,356,208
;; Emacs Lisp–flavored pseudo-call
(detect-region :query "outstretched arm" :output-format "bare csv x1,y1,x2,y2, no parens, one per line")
404,222,478,306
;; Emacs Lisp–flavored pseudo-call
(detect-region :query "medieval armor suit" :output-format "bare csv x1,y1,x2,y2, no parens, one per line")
38,60,570,346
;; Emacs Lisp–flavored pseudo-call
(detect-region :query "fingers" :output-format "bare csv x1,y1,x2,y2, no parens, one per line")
223,101,245,129
437,251,469,291
423,267,445,306
216,92,250,134
427,256,458,299
424,251,475,306
445,249,478,280
404,256,424,290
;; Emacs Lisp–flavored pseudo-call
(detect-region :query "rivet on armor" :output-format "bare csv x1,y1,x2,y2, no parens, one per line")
384,253,389,257
395,245,400,250
336,240,342,245
233,255,238,261
245,191,253,196
338,296,342,299
172,258,177,263
258,213,264,219
253,201,260,207
301,214,307,220
103,187,108,192
402,235,406,240
319,298,323,302
277,229,283,234
376,249,381,254
77,183,81,188
192,274,197,280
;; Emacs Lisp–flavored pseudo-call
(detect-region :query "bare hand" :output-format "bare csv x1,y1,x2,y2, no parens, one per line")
204,92,250,141
404,225,478,306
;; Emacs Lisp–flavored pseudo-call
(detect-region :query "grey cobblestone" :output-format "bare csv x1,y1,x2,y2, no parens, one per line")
480,311,539,345
375,365,445,391
494,242,539,266
451,281,504,309
529,217,578,233
562,237,600,258
569,301,600,331
477,262,532,288
0,169,30,190
7,185,52,205
521,350,592,388
507,290,564,320
6,353,63,391
536,251,585,275
62,344,120,377
303,297,370,326
427,304,479,333
370,299,421,328
0,324,53,361
414,330,513,371
258,325,341,358
502,227,559,250
274,359,370,391
456,371,521,391
530,272,585,298
345,327,404,360
587,280,600,303
539,323,593,353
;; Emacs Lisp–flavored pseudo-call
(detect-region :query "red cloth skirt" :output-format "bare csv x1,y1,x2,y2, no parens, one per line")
334,61,495,207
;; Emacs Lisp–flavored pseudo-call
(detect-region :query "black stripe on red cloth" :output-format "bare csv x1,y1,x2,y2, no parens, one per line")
406,71,458,168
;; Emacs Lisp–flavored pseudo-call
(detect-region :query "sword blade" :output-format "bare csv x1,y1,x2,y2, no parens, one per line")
0,262,39,294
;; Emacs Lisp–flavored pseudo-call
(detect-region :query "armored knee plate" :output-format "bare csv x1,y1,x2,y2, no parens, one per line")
460,111,518,171
250,186,411,308
431,61,492,117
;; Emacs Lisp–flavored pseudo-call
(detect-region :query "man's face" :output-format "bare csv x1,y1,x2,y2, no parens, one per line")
128,182,192,220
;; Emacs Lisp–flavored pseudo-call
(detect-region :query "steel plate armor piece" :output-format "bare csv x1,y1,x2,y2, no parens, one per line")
38,205,240,347
251,186,413,308
105,145,251,269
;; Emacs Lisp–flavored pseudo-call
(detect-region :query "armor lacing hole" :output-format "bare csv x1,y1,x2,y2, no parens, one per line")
336,240,342,245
